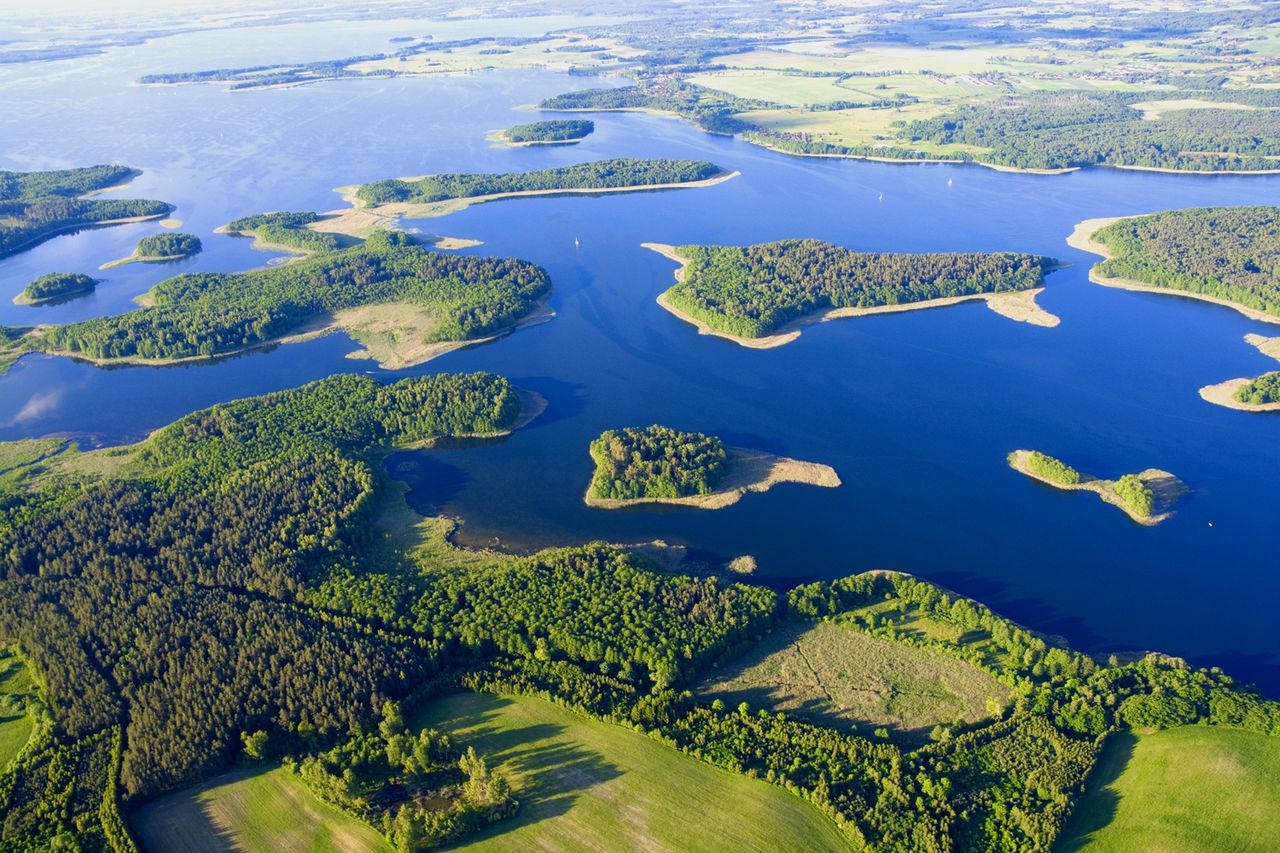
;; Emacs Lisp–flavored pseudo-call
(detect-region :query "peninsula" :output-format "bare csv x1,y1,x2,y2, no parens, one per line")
14,272,97,306
100,232,202,269
585,424,840,510
1068,208,1280,325
3,231,551,370
646,239,1058,348
0,164,173,259
1008,450,1187,525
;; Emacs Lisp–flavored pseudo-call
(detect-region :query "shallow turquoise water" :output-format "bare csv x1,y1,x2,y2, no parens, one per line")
2,25,1278,690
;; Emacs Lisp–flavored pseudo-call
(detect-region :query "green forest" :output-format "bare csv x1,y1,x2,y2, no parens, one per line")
504,119,594,142
20,272,96,304
0,370,1277,850
1021,451,1082,485
9,231,548,362
665,239,1052,338
355,158,723,205
136,232,201,260
540,79,775,134
0,165,173,258
1235,371,1280,405
1091,207,1280,318
899,91,1280,171
222,210,341,254
587,425,729,500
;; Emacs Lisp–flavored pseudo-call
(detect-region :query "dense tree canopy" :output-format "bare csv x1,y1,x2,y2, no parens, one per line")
20,272,96,304
1235,371,1280,405
504,119,594,142
222,210,340,254
1091,206,1280,318
588,424,729,500
665,239,1052,338
136,231,201,259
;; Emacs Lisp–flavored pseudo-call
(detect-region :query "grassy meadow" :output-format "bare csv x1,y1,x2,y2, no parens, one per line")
697,619,1010,738
414,692,852,852
130,766,391,853
1058,725,1280,852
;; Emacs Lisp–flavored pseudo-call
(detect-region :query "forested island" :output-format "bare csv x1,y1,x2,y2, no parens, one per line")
0,370,1275,851
1072,207,1280,323
499,118,594,145
646,239,1058,347
1008,450,1186,525
14,272,97,305
0,165,173,259
1,231,551,369
348,158,735,218
585,424,840,509
102,232,202,268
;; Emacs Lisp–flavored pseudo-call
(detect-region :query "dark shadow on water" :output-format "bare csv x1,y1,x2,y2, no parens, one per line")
1054,730,1136,852
384,451,471,516
507,375,588,429
928,570,1111,649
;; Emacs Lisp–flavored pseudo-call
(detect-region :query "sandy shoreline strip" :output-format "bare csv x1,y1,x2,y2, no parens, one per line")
1198,333,1280,412
644,242,1058,349
1007,450,1185,526
1067,216,1280,326
585,447,840,510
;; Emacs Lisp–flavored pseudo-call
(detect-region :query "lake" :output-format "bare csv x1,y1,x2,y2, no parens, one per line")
2,19,1278,691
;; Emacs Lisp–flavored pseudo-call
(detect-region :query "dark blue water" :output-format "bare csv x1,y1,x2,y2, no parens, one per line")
2,24,1279,691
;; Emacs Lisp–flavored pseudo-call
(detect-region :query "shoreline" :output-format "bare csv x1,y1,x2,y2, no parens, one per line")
744,138,1079,175
1067,216,1280,326
100,250,191,270
1007,450,1185,526
644,242,1059,349
1199,333,1280,412
585,447,840,511
411,389,549,448
13,283,95,306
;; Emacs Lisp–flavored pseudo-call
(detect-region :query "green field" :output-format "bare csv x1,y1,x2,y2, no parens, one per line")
414,692,852,852
129,766,391,853
0,647,37,770
697,620,1010,737
1059,726,1280,852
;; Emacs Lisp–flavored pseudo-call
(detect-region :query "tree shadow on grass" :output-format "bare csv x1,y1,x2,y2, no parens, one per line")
425,694,624,848
130,768,256,853
1054,730,1137,852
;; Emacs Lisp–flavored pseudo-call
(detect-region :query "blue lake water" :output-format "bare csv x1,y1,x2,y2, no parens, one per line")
2,25,1279,691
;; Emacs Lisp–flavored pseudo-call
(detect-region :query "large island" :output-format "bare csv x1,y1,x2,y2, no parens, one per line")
585,424,840,509
646,239,1059,348
1,231,552,370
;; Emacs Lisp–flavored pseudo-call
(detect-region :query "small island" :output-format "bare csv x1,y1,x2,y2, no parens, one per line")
0,165,173,260
585,424,840,510
1068,208,1280,325
1008,449,1187,525
14,272,97,306
495,119,594,146
101,232,202,269
646,239,1059,348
